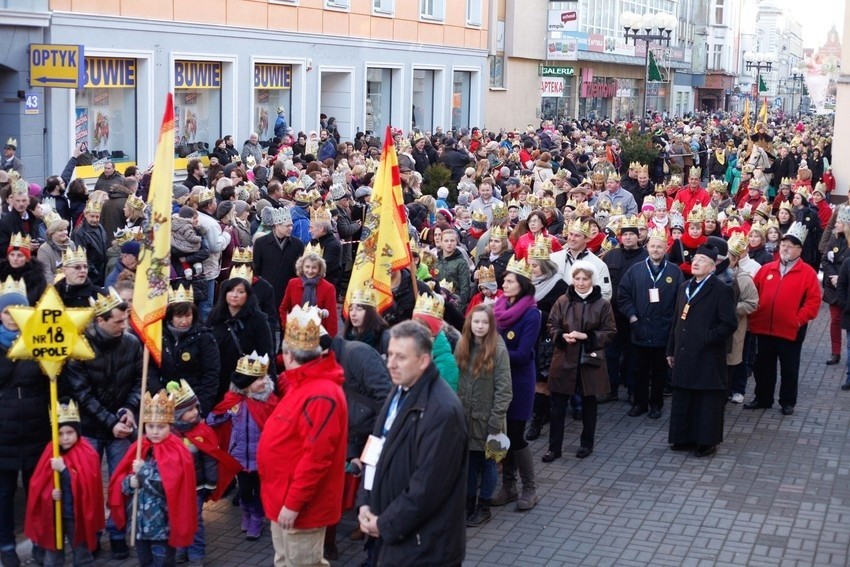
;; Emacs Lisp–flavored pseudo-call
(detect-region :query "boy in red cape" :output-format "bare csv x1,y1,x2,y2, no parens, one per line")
108,390,197,566
167,380,241,565
25,398,104,566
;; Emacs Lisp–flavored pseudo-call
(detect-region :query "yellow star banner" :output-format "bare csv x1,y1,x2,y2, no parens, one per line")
7,286,95,379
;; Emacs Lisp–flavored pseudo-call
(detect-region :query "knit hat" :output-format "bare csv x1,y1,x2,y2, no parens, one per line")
437,186,449,199
178,206,197,219
120,240,141,257
173,184,190,200
695,242,720,262
216,200,234,220
354,186,372,199
234,200,250,216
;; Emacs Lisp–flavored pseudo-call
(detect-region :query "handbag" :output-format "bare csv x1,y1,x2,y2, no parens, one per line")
579,347,604,368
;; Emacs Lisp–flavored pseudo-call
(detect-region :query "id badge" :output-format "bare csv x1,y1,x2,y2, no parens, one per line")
649,288,660,303
360,435,385,491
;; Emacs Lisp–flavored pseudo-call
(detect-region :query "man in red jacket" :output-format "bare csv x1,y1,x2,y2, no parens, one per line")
674,167,710,217
746,222,822,415
257,304,348,567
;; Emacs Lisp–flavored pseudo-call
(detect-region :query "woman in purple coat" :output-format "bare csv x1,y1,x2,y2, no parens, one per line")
491,256,541,512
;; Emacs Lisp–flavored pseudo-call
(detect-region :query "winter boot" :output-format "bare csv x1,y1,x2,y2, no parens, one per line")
525,393,551,440
240,502,251,532
515,446,539,511
491,452,518,506
246,503,264,541
466,495,478,520
466,499,492,527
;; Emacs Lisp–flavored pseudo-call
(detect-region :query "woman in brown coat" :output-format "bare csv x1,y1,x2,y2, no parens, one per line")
545,260,616,461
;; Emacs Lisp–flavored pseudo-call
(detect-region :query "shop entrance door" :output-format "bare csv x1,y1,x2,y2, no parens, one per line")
0,65,21,157
319,69,353,141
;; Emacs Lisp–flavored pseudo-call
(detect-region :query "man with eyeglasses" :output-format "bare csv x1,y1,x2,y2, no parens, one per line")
54,248,103,308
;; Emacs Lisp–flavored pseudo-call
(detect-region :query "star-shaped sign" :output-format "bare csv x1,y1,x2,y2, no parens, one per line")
7,286,95,379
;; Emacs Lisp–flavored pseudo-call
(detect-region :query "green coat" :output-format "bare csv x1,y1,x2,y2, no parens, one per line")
456,338,512,451
433,331,460,392
436,249,471,311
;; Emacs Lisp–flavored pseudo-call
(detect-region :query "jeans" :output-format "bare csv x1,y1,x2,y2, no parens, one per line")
0,468,34,549
199,279,216,322
44,518,94,566
270,524,328,567
549,392,598,453
136,539,176,567
633,345,667,409
753,332,805,407
85,436,131,540
178,493,206,562
467,451,497,501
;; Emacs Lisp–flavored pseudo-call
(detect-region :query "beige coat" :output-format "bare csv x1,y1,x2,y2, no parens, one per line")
727,266,759,365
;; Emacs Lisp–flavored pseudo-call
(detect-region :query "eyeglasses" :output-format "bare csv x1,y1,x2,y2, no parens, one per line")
68,265,88,270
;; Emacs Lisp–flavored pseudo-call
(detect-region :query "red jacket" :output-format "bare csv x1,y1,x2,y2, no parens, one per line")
674,187,710,217
749,259,822,341
279,277,339,338
513,230,562,261
257,352,348,529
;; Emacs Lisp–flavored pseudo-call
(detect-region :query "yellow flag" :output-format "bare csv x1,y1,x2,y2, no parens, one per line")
344,125,412,316
743,98,751,134
758,97,768,124
130,94,174,365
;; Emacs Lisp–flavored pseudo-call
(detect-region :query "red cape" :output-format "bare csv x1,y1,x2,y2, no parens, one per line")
107,434,198,548
178,421,243,502
209,390,279,457
25,439,104,551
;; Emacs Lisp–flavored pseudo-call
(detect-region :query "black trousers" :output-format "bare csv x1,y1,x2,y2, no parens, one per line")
548,392,598,453
633,345,668,410
754,333,804,407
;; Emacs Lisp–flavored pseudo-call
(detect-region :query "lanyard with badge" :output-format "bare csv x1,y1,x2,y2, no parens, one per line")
645,258,665,303
360,387,407,491
681,275,710,320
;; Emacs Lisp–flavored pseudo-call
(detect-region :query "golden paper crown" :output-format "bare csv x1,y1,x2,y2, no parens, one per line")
567,218,592,237
795,186,811,201
689,167,702,179
591,171,606,184
84,198,103,214
198,188,216,203
8,233,31,249
303,242,323,257
284,303,322,351
575,202,593,218
647,226,668,243
490,225,508,240
669,175,683,187
565,198,578,210
540,196,557,209
475,265,496,285
440,280,455,294
520,174,533,186
525,194,539,207
686,204,704,224
708,179,726,194
610,203,624,216
507,199,520,209
166,379,198,410
43,211,63,231
619,215,639,232
601,237,614,252
654,183,667,194
9,175,27,196
0,275,26,299
471,210,488,224
492,201,508,221
62,246,87,267
125,194,146,212
748,222,766,236
765,217,780,231
608,172,621,183
232,246,254,264
229,264,253,282
528,233,553,260
506,254,532,279
638,164,649,175
636,215,647,229
311,206,332,222
780,177,793,187
167,284,194,304
90,286,123,317
55,399,80,425
726,218,742,231
670,200,685,214
306,189,323,202
236,350,270,377
628,161,641,171
349,280,378,307
703,206,718,221
413,293,445,319
779,200,793,214
754,201,772,218
141,390,175,424
540,180,555,195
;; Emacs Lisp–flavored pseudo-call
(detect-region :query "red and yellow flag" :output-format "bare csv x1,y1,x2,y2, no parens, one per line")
344,125,411,316
130,93,174,364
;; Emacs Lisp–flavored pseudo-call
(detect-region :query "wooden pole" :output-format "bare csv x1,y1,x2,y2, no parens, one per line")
128,347,150,547
49,379,62,550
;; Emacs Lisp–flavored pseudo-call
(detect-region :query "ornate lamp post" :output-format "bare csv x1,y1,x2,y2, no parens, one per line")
790,71,805,119
744,51,777,108
620,11,676,126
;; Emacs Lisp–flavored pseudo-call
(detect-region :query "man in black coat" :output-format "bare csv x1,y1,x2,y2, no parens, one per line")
0,187,42,258
71,203,109,286
358,321,467,567
666,242,737,458
59,299,142,560
253,207,304,312
438,138,472,182
309,217,342,291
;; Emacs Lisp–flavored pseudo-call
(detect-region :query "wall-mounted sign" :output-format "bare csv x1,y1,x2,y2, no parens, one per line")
541,77,565,97
254,64,292,90
546,38,578,61
548,9,578,32
580,80,618,98
174,61,222,89
83,58,136,88
542,66,575,77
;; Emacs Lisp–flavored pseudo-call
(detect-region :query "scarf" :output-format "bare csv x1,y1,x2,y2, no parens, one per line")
167,323,191,339
533,274,562,302
574,288,592,299
653,215,669,228
301,275,320,306
493,294,537,331
0,325,18,348
765,241,779,255
715,150,725,166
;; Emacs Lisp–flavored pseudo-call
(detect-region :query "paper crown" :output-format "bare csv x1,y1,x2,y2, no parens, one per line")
84,198,103,214
520,174,533,187
795,186,811,201
783,222,808,245
54,399,80,426
647,226,668,243
236,350,270,377
9,174,27,197
475,265,496,285
413,292,445,319
609,203,624,216
703,206,718,221
229,264,253,282
113,226,143,246
669,175,683,187
490,225,508,240
90,287,123,316
778,200,793,214
269,207,292,225
166,379,198,411
8,232,30,249
471,210,488,224
726,218,742,231
43,210,63,232
619,215,638,231
814,182,827,196
764,218,780,231
780,177,793,186
601,237,614,252
306,189,322,202
686,204,704,224
564,198,578,210
125,193,146,212
739,203,753,220
0,275,26,300
167,284,194,304
231,246,253,264
566,218,592,237
607,172,621,183
330,173,348,201
284,304,322,351
525,194,539,207
654,196,668,210
492,201,508,221
689,167,702,179
591,171,606,184
506,254,532,279
5,137,16,149
311,206,332,223
837,205,850,225
62,246,87,267
575,202,593,218
440,280,454,294
507,198,520,209
669,212,685,230
628,161,641,171
708,179,726,194
528,233,552,260
748,222,766,236
303,242,323,257
754,201,771,218
727,231,748,257
540,196,557,210
198,188,216,203
349,281,378,307
141,390,175,424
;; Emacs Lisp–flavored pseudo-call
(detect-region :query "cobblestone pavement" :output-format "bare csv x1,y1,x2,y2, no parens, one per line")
10,304,850,566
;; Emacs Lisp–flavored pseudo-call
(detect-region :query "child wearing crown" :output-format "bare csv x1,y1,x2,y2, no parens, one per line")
166,380,241,566
107,391,197,566
25,399,104,567
207,351,279,541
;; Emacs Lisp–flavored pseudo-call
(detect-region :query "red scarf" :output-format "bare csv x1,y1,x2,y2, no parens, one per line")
25,439,104,551
680,232,706,251
587,231,605,254
177,421,243,502
209,390,279,460
107,434,198,548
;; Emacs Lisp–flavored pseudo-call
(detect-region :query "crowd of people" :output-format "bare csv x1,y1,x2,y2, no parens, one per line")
0,109,841,567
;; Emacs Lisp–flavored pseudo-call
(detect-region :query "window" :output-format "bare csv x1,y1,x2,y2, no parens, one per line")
325,0,349,9
411,69,435,131
253,63,293,143
366,68,394,136
466,0,482,26
712,44,722,70
373,0,393,15
452,71,471,130
173,60,222,159
420,0,444,21
714,0,724,26
489,55,504,89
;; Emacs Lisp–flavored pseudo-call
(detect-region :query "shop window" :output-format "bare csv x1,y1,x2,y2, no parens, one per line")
173,60,222,159
366,68,394,137
373,0,393,15
75,57,137,168
253,63,293,143
452,71,471,131
412,69,435,132
420,0,444,21
489,55,504,89
467,0,482,26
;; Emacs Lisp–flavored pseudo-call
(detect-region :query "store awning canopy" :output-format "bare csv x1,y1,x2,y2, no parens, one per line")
575,50,690,71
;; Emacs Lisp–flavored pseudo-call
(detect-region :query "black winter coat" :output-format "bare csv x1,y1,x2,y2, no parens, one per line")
821,234,849,305
55,279,103,308
794,205,823,270
0,210,42,259
60,327,143,440
72,221,109,286
150,323,221,416
253,232,304,309
0,259,47,306
438,147,473,182
603,246,648,310
314,232,342,291
208,304,276,401
360,363,467,567
0,350,50,472
618,258,683,348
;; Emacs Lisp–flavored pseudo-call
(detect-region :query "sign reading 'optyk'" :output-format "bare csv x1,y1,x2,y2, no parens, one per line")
29,44,84,89
174,61,222,89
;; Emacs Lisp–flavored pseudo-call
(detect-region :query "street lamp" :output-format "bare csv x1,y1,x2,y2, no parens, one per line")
790,71,804,119
744,51,777,107
619,11,676,126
